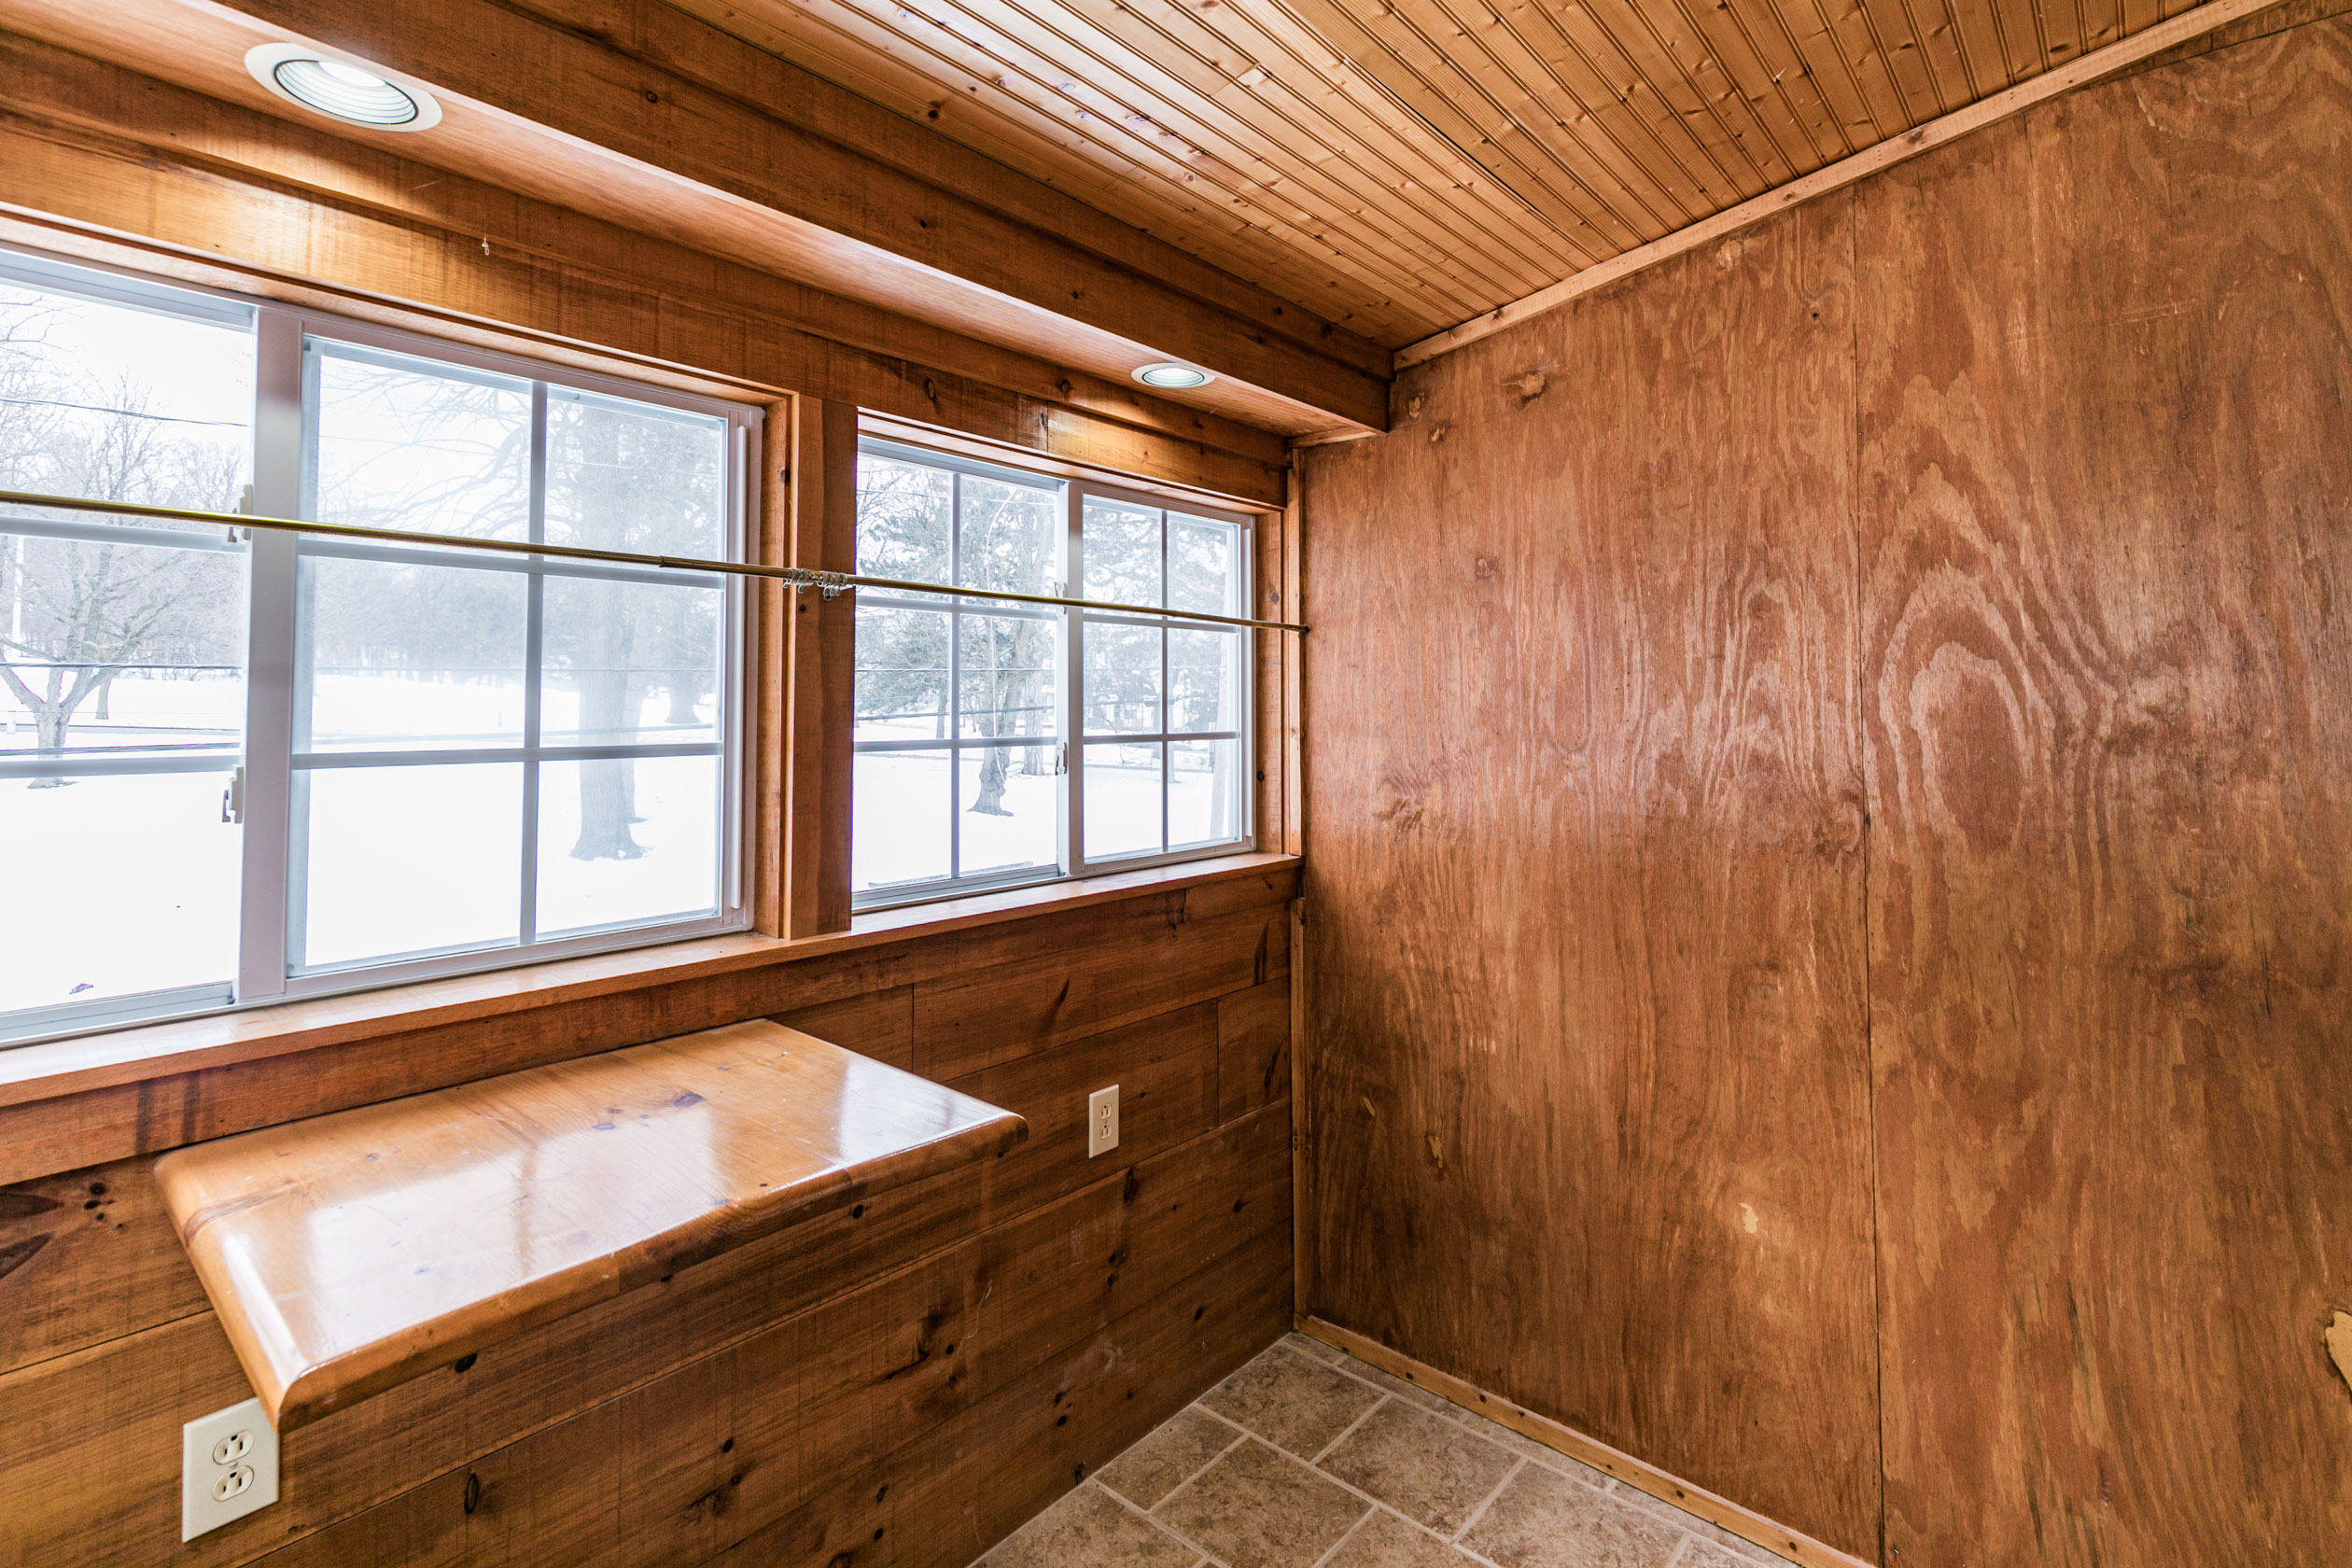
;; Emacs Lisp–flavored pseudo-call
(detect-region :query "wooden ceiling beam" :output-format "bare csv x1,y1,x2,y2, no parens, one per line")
0,0,1392,435
234,0,1393,429
0,31,1292,502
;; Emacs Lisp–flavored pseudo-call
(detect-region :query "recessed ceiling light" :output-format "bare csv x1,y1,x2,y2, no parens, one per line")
246,43,442,131
1133,363,1214,390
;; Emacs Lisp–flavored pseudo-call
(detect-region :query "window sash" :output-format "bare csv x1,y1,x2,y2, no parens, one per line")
849,438,1254,910
0,245,755,1045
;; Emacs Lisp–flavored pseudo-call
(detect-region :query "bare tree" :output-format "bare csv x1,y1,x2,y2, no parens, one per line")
1,299,245,785
541,395,721,861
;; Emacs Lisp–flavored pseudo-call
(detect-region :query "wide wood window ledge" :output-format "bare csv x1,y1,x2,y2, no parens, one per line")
0,852,1300,1117
157,1019,1024,1430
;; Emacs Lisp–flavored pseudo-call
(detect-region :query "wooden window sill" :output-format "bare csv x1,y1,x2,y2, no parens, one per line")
156,1018,1025,1430
0,851,1300,1113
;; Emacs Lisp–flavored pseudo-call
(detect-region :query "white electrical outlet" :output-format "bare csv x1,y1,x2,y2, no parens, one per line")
1087,1084,1120,1157
182,1397,279,1541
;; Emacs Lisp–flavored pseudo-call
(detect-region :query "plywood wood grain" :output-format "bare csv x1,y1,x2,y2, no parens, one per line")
1298,194,1878,1554
1857,19,2352,1562
1296,12,2352,1565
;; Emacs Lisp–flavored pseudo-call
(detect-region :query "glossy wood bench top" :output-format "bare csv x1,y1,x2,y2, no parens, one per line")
152,1019,1025,1431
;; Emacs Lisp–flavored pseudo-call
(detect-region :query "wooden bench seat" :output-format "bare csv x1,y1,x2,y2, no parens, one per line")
152,1019,1025,1430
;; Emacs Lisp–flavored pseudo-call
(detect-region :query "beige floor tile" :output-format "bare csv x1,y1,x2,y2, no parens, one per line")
1154,1436,1369,1568
1438,1407,1612,1491
1099,1406,1245,1510
1198,1345,1384,1456
1457,1464,1685,1568
1321,1508,1468,1568
1316,1401,1518,1533
1332,1358,1454,1415
1283,1331,1348,1364
1606,1488,1783,1564
1682,1541,1782,1568
982,1483,1199,1568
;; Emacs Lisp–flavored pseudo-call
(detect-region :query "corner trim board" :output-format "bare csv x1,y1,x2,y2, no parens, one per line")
1294,1316,1877,1568
1392,0,2282,370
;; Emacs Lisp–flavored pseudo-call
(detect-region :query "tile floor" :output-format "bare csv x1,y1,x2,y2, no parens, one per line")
977,1335,1797,1568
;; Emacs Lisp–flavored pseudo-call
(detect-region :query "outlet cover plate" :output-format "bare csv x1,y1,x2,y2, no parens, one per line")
1087,1084,1120,1157
183,1396,279,1540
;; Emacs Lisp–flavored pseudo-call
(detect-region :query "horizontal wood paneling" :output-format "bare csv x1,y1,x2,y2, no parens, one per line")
951,1002,1221,1222
1859,18,2352,1563
1295,10,2352,1565
0,867,1296,1185
1215,978,1291,1125
0,875,1294,1568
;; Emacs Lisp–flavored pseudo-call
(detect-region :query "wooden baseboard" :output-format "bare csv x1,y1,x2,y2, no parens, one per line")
1295,1316,1875,1568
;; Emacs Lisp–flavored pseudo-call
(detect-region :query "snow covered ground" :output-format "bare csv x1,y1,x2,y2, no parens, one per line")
2,674,719,1015
3,674,1240,1021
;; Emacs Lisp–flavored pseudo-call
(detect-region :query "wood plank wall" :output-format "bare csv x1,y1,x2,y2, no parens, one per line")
1295,13,2352,1566
0,866,1296,1568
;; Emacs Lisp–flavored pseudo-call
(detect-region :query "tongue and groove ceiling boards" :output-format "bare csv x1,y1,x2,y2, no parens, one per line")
671,0,2235,347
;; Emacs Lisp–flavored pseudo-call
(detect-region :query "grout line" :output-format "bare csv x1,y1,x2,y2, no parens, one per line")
1307,1344,1795,1563
1303,1505,1378,1568
1666,1536,1695,1568
1453,1536,1514,1568
1298,1344,1398,1400
1140,1420,1254,1522
1359,1501,1463,1552
1258,1435,1411,1519
1449,1455,1525,1545
1431,1393,1602,1485
1308,1392,1390,1463
1097,1480,1225,1566
1096,1401,1251,1514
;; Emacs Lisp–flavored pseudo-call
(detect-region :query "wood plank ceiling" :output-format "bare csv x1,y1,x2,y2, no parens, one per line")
675,0,2203,345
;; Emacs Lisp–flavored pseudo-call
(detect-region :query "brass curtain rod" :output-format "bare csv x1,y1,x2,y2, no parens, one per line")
0,488,1309,635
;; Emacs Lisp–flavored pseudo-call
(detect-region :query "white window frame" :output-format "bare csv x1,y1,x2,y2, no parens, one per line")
852,435,1255,910
0,244,758,1044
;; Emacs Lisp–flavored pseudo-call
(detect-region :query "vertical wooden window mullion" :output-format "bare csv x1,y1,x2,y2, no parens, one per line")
1157,505,1169,857
946,468,962,882
1065,483,1085,875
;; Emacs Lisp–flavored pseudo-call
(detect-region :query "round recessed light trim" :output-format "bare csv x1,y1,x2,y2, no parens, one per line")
246,43,442,131
1133,362,1215,390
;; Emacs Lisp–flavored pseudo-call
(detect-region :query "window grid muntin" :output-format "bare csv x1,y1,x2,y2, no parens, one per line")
0,242,754,1046
287,339,735,977
851,439,1253,912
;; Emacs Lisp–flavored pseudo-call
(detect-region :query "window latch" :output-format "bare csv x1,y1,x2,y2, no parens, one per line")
221,765,245,825
1054,744,1069,777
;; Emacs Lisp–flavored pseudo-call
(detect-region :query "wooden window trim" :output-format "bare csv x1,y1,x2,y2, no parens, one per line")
0,850,1299,1120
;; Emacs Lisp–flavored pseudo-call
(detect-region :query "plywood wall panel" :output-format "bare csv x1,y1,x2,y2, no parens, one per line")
1857,21,2352,1563
1298,195,1879,1554
1298,12,2352,1565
